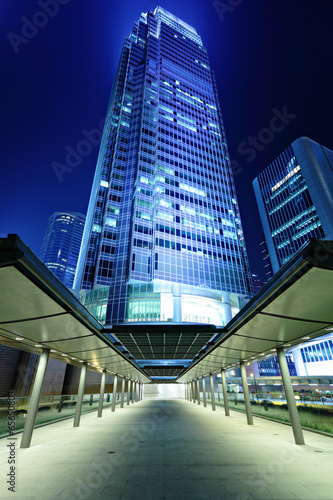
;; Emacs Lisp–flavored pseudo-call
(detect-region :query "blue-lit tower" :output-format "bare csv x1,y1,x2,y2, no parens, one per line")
40,212,85,288
74,7,252,325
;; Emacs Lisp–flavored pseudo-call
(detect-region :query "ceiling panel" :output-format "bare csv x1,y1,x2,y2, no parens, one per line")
262,268,333,323
0,267,65,321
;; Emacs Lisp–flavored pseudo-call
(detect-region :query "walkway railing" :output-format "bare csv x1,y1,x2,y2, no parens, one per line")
0,392,125,438
201,391,333,434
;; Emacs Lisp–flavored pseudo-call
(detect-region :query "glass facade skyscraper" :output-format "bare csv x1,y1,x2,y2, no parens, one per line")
40,212,85,288
74,7,252,326
253,137,333,273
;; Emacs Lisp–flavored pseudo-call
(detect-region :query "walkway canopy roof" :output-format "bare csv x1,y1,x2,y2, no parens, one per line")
0,236,332,383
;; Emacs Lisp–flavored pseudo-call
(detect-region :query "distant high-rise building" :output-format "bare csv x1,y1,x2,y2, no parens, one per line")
74,6,252,326
253,137,333,274
251,274,266,295
40,212,85,288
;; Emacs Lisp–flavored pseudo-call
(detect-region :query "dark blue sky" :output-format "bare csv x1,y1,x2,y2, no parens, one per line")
1,0,332,279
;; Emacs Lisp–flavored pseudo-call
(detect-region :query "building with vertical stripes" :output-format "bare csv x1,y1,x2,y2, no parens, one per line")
40,212,85,289
74,7,252,326
253,137,333,274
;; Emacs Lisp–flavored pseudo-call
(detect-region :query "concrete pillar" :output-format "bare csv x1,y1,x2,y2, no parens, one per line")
209,373,216,411
184,383,187,400
97,369,106,417
141,383,144,400
240,361,253,425
221,368,230,416
277,347,305,445
172,283,182,322
202,377,207,407
73,362,87,427
191,381,196,403
196,379,201,405
112,374,118,412
127,380,131,405
120,377,126,408
20,348,50,448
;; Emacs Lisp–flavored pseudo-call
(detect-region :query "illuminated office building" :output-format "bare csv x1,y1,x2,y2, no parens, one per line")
253,137,333,274
74,7,252,325
40,212,85,288
288,333,333,376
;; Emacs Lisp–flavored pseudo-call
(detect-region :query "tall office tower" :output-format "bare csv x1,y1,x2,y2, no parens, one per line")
253,137,333,274
40,212,85,288
74,7,252,326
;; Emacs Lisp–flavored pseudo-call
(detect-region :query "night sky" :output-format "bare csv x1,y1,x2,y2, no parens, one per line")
1,0,333,279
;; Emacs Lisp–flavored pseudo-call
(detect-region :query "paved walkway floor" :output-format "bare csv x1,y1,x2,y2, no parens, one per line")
0,398,332,500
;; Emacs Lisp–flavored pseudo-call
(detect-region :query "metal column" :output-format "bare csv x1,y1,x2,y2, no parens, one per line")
20,348,50,448
277,347,305,445
209,373,216,411
120,377,126,408
240,361,253,425
127,380,131,405
112,374,118,412
202,377,207,407
97,369,106,417
196,379,201,405
74,362,87,427
132,382,136,404
221,368,230,416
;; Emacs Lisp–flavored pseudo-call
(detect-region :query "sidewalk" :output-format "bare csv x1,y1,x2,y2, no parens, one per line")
0,398,332,499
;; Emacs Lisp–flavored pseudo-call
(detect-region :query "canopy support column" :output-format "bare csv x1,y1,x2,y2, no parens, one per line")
97,369,106,417
20,348,50,448
277,347,305,445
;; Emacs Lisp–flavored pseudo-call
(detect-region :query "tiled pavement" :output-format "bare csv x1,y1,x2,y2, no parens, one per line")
0,398,332,499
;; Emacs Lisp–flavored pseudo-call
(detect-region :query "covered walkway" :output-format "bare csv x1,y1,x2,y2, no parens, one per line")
1,398,332,500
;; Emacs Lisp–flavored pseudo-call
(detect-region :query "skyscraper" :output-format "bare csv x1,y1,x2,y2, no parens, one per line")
74,7,252,326
253,137,333,274
40,212,85,288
